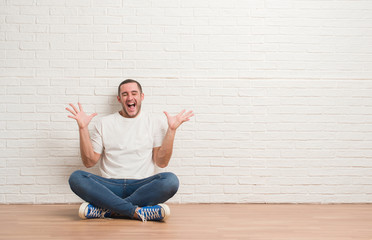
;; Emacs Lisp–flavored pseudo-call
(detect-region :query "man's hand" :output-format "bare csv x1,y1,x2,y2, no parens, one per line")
163,110,194,131
66,103,97,129
66,103,100,168
154,109,194,168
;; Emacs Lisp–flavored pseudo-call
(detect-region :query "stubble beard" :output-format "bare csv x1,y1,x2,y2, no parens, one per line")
121,103,142,118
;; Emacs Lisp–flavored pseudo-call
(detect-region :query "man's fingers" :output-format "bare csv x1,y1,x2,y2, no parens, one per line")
182,111,194,121
67,115,77,119
65,107,76,115
185,110,194,118
69,103,79,113
183,117,192,123
78,102,84,112
90,113,98,119
164,110,194,123
165,110,194,118
178,109,186,116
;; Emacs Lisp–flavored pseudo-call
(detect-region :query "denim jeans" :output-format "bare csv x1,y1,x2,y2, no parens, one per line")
68,170,179,218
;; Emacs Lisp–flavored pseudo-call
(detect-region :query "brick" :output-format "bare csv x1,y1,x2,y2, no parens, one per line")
21,167,49,176
7,121,35,130
50,25,78,34
94,16,121,25
6,194,35,203
7,176,35,185
92,0,121,7
66,0,91,7
36,69,64,77
20,6,49,15
210,176,238,185
50,185,71,194
50,7,78,16
7,139,36,148
36,194,65,203
36,16,62,25
195,185,223,194
195,167,223,176
78,7,106,16
108,25,136,34
0,186,20,194
6,15,35,24
20,24,48,33
6,32,34,41
65,16,93,25
21,185,49,194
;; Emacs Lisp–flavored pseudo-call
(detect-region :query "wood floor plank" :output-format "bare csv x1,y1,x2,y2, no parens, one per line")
0,204,371,240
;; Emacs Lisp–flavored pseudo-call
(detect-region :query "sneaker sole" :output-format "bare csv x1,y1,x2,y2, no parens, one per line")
158,203,170,221
78,202,89,220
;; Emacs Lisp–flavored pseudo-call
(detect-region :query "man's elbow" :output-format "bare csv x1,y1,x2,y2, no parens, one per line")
157,162,168,168
155,158,169,168
83,161,96,168
82,155,100,168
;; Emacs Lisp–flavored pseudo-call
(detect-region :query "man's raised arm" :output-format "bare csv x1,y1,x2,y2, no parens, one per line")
153,110,194,168
66,102,101,168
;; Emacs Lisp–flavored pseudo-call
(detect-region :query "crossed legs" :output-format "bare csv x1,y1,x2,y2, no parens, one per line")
68,170,179,219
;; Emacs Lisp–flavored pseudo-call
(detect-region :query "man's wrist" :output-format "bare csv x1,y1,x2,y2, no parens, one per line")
167,128,177,134
79,126,89,131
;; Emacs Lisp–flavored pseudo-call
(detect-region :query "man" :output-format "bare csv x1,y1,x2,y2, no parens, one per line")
66,79,193,222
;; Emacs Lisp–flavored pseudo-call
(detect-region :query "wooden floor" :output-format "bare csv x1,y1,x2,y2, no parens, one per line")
1,204,372,240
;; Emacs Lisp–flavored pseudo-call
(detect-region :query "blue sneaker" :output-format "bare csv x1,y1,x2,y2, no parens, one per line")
136,204,170,222
78,202,112,219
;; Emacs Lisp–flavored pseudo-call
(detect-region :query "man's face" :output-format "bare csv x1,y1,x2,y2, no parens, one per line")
117,82,144,118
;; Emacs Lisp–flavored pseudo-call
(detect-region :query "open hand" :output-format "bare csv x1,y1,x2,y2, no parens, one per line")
66,103,97,129
164,110,194,131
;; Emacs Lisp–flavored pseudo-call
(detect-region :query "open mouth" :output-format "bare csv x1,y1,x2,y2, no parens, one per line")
127,103,136,111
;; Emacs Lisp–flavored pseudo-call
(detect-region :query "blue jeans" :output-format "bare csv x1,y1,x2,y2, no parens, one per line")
68,170,179,218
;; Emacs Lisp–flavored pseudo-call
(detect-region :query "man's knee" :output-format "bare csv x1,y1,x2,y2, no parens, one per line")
162,172,179,194
68,170,86,189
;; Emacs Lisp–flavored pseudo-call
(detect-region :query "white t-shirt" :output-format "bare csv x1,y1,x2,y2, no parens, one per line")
90,111,168,179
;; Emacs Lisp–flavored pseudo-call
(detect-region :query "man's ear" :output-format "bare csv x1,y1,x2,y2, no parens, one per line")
117,95,121,102
141,93,144,101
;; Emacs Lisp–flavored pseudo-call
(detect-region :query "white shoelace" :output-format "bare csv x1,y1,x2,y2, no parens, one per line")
137,207,162,222
88,207,107,218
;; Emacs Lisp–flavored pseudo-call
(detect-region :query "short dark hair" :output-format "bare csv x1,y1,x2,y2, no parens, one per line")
117,79,143,96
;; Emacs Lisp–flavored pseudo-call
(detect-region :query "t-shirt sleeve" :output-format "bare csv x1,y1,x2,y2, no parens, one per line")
91,120,104,154
153,114,168,148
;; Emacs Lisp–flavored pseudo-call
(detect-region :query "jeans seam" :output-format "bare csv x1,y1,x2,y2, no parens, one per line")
127,174,161,186
88,174,124,186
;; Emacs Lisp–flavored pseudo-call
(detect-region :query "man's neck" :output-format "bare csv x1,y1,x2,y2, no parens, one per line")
118,110,141,118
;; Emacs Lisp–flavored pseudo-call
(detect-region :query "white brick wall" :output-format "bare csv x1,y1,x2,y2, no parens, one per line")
1,0,372,204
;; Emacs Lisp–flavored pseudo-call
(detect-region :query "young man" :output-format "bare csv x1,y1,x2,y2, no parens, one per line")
66,79,193,222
